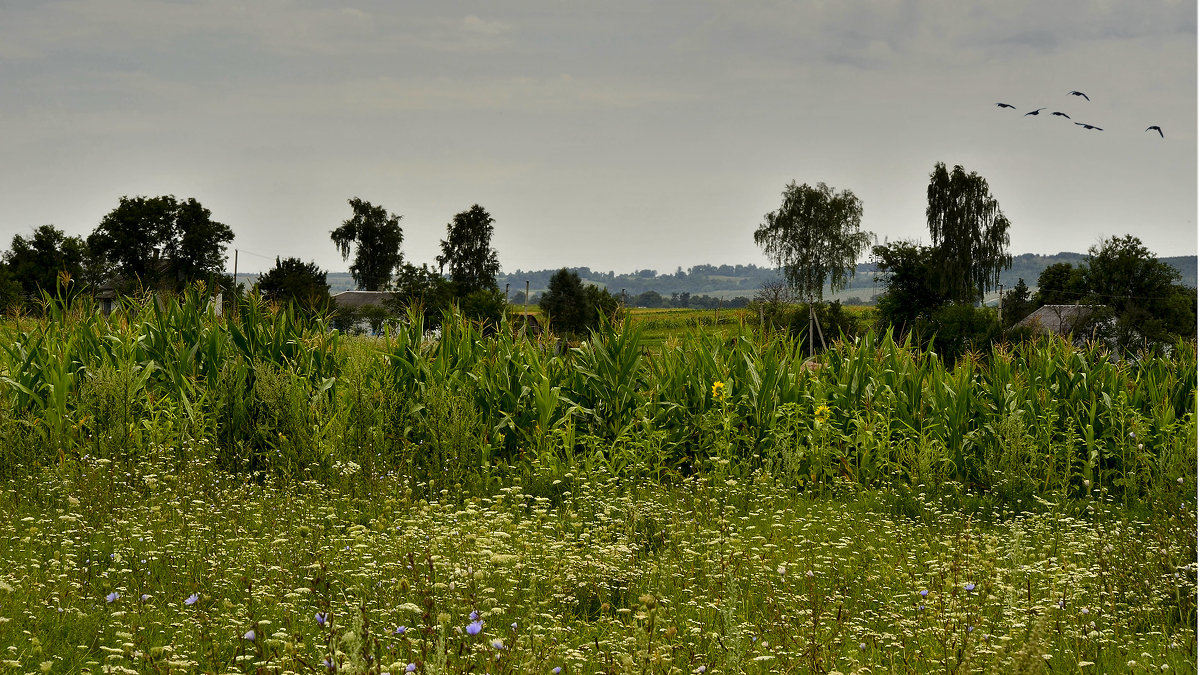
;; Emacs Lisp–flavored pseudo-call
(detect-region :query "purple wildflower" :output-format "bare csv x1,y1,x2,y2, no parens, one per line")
316,612,328,627
964,583,976,592
185,593,199,606
466,620,484,636
406,664,417,673
919,589,929,598
243,629,256,642
395,625,407,636
105,592,119,603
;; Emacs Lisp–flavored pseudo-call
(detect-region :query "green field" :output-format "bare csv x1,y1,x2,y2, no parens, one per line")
0,291,1194,673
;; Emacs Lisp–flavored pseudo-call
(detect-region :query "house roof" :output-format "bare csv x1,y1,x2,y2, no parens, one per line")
1015,304,1102,336
332,290,395,308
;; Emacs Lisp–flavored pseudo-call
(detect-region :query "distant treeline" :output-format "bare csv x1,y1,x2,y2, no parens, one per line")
306,253,1195,306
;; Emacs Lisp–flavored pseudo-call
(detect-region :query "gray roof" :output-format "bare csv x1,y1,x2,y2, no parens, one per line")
1015,304,1102,336
331,290,394,309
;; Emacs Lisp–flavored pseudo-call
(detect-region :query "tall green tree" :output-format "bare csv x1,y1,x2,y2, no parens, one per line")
1000,277,1035,330
926,162,1012,304
1084,235,1195,348
437,204,501,296
5,225,89,298
88,196,233,291
754,181,871,354
539,268,619,336
871,240,948,331
1034,262,1088,306
754,181,870,303
331,198,404,291
257,257,330,311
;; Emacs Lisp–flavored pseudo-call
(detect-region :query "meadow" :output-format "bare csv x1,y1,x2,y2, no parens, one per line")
0,289,1194,674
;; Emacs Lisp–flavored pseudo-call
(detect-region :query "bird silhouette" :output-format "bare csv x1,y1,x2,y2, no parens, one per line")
1051,112,1071,118
1074,122,1103,131
1146,125,1164,138
995,102,1016,109
1025,108,1046,116
1067,90,1090,101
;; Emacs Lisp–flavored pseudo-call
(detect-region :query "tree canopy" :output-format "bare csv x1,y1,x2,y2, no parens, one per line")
1084,235,1195,349
88,195,233,291
870,240,948,330
5,225,88,298
257,257,330,311
539,268,619,336
753,181,871,303
926,163,1012,304
438,204,501,296
331,198,404,291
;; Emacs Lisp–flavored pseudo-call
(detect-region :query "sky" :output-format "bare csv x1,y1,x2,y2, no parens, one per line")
1,1,1195,276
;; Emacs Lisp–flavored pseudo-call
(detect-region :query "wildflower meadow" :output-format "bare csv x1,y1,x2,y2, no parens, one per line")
0,289,1194,673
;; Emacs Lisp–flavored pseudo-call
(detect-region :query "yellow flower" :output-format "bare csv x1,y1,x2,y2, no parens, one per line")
814,404,831,424
711,381,727,401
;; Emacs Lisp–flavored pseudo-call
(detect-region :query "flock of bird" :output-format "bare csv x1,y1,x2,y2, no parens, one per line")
995,90,1163,137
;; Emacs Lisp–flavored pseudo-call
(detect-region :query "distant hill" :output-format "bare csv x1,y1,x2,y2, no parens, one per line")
238,253,1196,305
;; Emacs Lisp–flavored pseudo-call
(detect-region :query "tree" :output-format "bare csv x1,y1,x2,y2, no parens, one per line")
633,290,664,308
754,181,871,303
0,264,23,312
437,204,500,296
386,263,456,328
1000,277,1035,330
926,162,1012,304
5,225,88,298
754,181,871,354
257,257,330,311
88,196,234,291
539,268,619,336
1034,262,1088,307
1084,235,1195,348
870,240,948,335
331,198,404,291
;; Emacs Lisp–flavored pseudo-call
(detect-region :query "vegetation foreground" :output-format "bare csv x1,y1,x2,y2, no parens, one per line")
0,291,1195,673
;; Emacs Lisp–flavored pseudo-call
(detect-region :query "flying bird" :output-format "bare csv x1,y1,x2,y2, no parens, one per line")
995,102,1016,109
1025,108,1046,116
1051,112,1071,118
1067,90,1090,101
1146,125,1164,138
1074,122,1103,131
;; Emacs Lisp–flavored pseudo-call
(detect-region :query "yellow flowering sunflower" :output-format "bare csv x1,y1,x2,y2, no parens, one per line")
814,404,831,424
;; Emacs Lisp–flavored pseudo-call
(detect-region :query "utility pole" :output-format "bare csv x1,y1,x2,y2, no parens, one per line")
998,283,1004,331
232,248,238,296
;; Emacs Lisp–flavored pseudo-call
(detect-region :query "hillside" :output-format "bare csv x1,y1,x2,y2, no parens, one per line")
241,253,1197,305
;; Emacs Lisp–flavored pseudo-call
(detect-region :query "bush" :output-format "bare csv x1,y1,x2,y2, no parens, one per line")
924,303,1000,360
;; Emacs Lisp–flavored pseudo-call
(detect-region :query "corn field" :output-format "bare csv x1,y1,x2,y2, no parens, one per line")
0,288,1193,509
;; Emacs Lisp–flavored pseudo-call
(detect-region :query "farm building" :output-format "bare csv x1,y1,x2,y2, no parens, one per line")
1015,304,1104,337
331,290,395,310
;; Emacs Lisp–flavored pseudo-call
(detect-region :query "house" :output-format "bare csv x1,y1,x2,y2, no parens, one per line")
1015,304,1103,337
330,290,395,310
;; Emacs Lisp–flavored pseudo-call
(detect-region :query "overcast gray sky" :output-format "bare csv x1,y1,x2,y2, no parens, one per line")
1,0,1195,275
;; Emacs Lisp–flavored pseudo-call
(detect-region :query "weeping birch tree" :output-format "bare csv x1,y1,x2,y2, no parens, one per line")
754,181,871,354
330,198,404,291
926,162,1012,304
